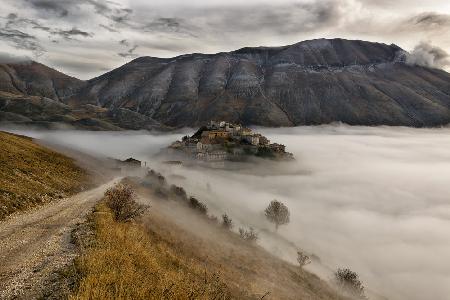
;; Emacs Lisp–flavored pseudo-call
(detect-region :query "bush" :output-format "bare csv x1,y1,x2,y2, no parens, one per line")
170,184,188,201
145,170,166,187
105,183,148,222
296,251,311,268
189,197,208,215
238,227,258,242
222,213,233,230
334,268,367,299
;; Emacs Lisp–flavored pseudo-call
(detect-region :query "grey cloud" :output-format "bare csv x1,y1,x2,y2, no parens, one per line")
5,15,51,32
410,12,450,28
406,41,450,69
118,44,139,58
7,13,18,20
25,0,70,17
100,24,119,32
0,52,31,63
156,1,343,37
24,0,133,28
0,28,44,55
4,15,92,40
51,28,93,40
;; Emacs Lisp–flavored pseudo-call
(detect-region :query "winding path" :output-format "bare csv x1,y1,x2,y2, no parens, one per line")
0,178,120,299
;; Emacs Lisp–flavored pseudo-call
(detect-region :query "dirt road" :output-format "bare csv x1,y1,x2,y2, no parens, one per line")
0,178,120,300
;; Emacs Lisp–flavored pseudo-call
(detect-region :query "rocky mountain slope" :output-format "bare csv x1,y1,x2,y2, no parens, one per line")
1,38,450,129
0,61,84,101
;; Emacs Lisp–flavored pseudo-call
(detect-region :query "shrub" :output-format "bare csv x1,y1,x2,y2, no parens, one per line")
264,200,290,231
189,197,208,215
145,170,166,187
105,183,148,222
296,251,311,268
222,213,233,230
334,268,367,299
238,227,258,242
170,184,188,201
157,174,166,186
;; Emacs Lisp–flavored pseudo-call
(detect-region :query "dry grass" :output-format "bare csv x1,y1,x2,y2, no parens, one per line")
0,131,88,219
69,180,348,300
70,202,235,300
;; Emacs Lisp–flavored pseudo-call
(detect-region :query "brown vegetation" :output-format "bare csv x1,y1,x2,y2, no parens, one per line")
0,131,88,220
238,227,259,242
69,202,234,299
104,183,147,222
297,251,312,268
334,268,367,300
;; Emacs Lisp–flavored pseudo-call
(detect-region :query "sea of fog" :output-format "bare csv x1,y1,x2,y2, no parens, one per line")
5,125,450,300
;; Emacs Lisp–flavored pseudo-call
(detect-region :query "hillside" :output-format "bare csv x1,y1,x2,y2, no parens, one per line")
66,179,348,300
0,61,85,102
1,38,450,128
0,131,88,219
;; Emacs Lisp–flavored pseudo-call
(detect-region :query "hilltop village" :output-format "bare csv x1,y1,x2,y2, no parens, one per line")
168,121,294,164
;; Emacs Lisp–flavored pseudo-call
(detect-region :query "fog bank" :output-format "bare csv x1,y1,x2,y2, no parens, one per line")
5,125,450,300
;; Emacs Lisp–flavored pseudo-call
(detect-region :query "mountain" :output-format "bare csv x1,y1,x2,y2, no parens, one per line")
0,62,165,130
0,61,84,101
2,38,450,129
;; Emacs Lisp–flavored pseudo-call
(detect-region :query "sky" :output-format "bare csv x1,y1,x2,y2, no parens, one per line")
0,0,449,79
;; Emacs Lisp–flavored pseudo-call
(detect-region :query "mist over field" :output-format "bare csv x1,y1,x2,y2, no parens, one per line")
5,125,450,300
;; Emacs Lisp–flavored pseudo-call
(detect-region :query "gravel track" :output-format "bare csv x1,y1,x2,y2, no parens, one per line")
0,178,119,300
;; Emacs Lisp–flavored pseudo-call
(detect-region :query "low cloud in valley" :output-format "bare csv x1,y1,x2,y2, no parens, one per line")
5,125,450,300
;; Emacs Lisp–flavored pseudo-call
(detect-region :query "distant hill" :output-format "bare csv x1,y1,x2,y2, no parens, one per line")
0,131,88,219
1,38,450,129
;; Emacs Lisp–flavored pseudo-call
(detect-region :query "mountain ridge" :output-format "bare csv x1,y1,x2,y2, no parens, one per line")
1,38,450,129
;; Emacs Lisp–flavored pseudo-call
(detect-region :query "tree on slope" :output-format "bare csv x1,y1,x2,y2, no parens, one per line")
264,200,290,231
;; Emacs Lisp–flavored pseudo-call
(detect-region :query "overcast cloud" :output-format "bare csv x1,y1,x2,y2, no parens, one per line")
0,0,449,78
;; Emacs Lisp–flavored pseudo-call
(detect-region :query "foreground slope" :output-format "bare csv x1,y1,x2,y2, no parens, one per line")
73,38,450,127
0,131,88,219
69,183,348,300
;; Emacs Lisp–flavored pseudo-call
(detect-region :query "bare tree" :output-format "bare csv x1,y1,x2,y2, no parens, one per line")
297,251,311,268
264,200,290,231
105,183,148,222
334,268,367,299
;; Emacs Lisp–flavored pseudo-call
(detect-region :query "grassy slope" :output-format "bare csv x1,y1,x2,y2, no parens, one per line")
0,131,88,219
70,191,347,300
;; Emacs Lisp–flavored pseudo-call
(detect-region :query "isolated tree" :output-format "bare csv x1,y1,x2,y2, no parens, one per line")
264,200,290,231
334,268,367,299
297,251,311,268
